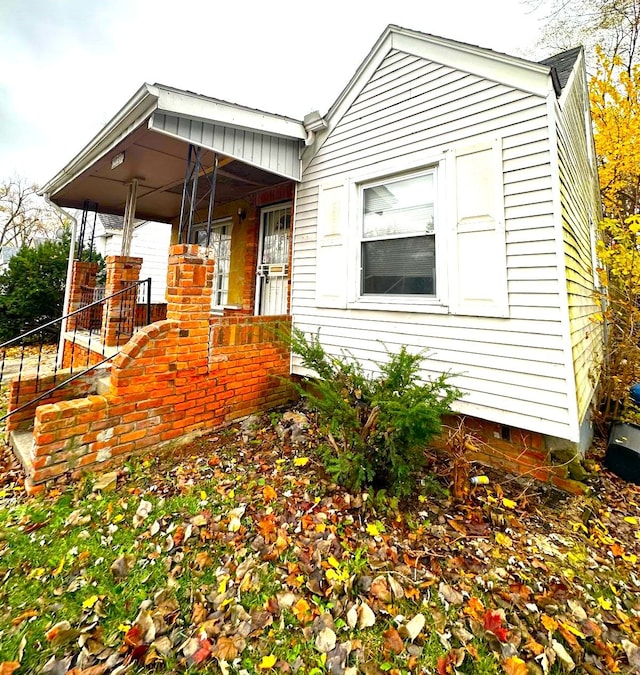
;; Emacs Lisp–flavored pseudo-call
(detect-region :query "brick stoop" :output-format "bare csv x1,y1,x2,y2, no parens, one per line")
9,245,296,493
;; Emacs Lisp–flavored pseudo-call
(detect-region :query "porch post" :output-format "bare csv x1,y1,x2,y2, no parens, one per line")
101,255,142,346
166,244,214,363
65,260,99,332
121,179,138,257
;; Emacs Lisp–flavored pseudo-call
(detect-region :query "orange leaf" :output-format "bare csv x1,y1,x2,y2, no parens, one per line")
383,627,404,654
0,664,21,675
541,614,559,634
292,598,312,624
263,485,277,502
212,636,239,661
503,656,528,675
10,609,38,626
464,596,485,621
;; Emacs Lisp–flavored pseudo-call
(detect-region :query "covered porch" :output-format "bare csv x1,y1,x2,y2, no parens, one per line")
41,83,308,364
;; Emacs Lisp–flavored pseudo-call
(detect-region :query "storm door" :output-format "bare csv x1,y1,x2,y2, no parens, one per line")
256,203,291,315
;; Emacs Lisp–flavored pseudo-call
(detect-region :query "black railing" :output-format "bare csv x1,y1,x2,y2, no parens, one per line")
0,278,152,424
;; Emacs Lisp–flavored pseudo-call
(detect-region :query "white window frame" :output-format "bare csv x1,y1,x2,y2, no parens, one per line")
192,218,233,310
348,156,449,313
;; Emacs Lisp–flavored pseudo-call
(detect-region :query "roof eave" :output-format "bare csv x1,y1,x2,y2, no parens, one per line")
40,84,160,199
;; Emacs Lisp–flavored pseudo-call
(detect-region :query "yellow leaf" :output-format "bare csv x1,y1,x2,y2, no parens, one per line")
82,594,99,609
622,552,638,564
328,556,340,569
597,596,613,610
495,532,512,547
113,514,124,524
562,568,575,582
294,457,309,467
503,656,528,675
118,623,131,632
52,557,65,576
259,654,277,669
218,575,229,594
502,498,517,509
200,490,207,501
624,516,638,525
561,622,585,639
366,523,381,537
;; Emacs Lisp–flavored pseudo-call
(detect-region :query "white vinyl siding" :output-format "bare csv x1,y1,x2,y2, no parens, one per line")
292,48,575,440
554,63,603,425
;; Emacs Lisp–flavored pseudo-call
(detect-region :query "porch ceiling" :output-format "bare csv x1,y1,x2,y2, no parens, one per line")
41,84,306,223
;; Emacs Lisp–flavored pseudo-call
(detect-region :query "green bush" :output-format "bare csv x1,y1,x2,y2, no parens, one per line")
290,329,460,497
0,238,69,342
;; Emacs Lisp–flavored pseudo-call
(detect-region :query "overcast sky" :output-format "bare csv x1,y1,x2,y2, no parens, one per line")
0,0,552,187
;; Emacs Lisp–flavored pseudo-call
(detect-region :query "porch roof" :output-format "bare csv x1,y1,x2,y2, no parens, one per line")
41,84,307,222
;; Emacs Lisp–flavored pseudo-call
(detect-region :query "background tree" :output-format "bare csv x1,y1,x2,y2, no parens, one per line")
0,176,63,252
589,49,640,428
0,233,70,342
527,0,640,72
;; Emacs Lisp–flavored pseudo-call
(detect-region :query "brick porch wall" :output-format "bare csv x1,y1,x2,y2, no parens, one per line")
5,368,107,433
24,245,296,490
66,261,99,331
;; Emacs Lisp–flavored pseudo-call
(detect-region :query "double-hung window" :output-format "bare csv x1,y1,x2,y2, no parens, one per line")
193,220,232,308
361,170,436,296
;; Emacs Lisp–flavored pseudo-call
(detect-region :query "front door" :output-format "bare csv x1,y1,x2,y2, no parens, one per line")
256,203,291,315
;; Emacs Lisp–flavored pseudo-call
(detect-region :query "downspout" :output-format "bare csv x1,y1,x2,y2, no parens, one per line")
44,194,77,369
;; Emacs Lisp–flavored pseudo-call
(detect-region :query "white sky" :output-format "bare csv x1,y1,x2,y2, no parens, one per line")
0,0,552,187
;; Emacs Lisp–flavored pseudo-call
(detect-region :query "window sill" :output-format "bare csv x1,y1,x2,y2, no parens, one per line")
348,296,449,314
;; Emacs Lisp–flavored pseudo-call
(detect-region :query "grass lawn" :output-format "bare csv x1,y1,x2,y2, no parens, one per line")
0,409,639,674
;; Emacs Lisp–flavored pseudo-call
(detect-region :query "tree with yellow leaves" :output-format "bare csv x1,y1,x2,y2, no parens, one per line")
590,48,640,428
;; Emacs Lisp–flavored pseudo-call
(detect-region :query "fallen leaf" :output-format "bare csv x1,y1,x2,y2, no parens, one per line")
399,613,425,641
483,610,509,642
357,602,376,629
259,654,277,669
551,639,575,671
495,531,513,547
383,627,404,654
315,627,337,653
622,639,640,670
293,457,309,466
370,575,391,602
439,582,463,606
503,656,528,675
263,485,277,502
0,663,20,675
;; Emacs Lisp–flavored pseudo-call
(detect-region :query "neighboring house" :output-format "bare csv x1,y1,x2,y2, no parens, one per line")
90,213,171,304
7,25,601,492
0,245,18,273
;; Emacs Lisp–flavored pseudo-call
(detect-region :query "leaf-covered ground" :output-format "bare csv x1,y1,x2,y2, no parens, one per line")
0,409,639,674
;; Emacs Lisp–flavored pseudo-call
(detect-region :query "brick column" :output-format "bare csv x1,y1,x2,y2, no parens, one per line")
101,256,142,347
166,244,214,363
66,261,99,331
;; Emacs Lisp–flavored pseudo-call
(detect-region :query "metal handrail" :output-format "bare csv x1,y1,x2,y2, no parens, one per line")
0,279,151,351
1,277,152,424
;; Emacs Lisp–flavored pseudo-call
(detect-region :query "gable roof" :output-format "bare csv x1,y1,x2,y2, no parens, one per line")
539,45,583,92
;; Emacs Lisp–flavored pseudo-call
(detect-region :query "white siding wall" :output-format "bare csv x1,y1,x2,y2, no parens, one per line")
128,222,171,303
555,63,603,426
292,49,577,441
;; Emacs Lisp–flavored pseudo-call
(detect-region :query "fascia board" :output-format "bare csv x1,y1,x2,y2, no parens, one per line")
40,84,159,198
155,86,307,141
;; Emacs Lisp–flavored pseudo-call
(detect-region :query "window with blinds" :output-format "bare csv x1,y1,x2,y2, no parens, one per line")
361,171,436,296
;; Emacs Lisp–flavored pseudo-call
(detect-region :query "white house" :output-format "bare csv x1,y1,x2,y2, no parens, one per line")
291,27,602,453
35,25,602,472
91,213,171,303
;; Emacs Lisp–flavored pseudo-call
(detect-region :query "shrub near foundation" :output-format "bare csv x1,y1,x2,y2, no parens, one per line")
289,329,460,497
